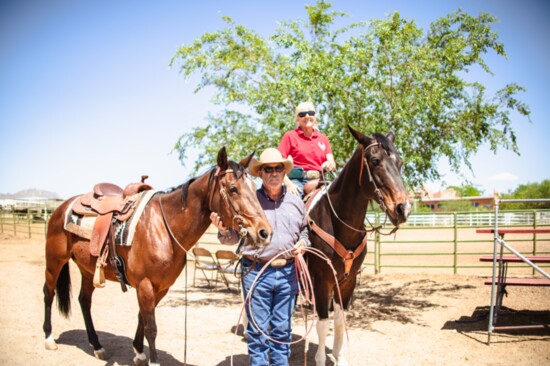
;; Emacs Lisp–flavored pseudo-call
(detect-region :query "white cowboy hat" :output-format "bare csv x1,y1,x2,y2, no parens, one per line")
249,148,293,177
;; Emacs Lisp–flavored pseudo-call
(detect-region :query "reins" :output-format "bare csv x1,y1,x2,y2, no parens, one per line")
305,141,399,280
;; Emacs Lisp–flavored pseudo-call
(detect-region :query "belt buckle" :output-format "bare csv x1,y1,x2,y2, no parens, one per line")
305,170,320,180
270,258,287,268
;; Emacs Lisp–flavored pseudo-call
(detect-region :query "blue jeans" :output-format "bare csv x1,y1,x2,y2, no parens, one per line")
289,178,307,198
241,258,298,366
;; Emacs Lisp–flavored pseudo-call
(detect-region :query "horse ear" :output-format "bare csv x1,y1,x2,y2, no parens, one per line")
217,147,229,170
348,125,367,144
386,131,395,142
239,151,255,168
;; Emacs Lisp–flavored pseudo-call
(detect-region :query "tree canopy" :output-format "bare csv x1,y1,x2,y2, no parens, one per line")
501,180,550,209
170,0,530,189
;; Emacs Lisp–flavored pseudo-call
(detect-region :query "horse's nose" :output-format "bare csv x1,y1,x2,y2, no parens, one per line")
258,228,270,241
396,201,411,221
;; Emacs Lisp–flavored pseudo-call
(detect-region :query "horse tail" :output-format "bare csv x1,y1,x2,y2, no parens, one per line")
56,262,72,318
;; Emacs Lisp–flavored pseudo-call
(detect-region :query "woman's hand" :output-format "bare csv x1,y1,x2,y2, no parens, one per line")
321,160,335,172
322,153,336,172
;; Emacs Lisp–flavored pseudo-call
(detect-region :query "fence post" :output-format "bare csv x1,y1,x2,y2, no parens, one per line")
453,212,458,274
532,210,538,276
0,210,3,234
28,211,32,238
13,212,17,236
375,212,381,274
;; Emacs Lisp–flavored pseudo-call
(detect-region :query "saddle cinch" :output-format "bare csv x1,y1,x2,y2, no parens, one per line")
72,176,153,291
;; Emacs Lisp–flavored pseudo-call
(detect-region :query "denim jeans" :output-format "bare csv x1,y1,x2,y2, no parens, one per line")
289,178,307,198
241,258,298,366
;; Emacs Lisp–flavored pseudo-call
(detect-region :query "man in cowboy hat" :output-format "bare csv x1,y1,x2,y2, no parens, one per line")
210,147,310,366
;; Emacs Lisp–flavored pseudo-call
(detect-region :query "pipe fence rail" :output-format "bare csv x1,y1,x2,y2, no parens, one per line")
2,207,549,275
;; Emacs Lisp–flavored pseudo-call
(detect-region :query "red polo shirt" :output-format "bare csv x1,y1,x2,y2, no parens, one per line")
278,128,333,172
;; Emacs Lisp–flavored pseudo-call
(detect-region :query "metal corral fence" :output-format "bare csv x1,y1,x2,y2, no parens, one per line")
2,207,549,275
0,207,54,238
363,209,550,275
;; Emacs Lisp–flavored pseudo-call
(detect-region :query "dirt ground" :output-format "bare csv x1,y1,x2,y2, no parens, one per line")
0,234,549,366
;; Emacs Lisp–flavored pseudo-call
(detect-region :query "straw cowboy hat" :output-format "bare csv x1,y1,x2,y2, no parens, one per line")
249,148,293,177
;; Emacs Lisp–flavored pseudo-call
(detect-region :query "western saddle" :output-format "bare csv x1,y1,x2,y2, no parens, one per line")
72,175,153,291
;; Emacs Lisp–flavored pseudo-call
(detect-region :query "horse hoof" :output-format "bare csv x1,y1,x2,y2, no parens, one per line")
334,356,348,366
133,350,147,366
44,335,58,350
93,347,107,360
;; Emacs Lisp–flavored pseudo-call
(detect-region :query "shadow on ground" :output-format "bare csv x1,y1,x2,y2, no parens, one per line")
57,329,190,366
443,305,550,339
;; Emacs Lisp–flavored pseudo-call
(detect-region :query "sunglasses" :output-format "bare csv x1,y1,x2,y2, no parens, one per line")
298,110,315,118
263,165,285,173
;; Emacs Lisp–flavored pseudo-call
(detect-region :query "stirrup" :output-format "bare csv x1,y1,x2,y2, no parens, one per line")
93,248,108,288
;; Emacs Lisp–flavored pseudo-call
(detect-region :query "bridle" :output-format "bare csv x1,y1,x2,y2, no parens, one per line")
322,141,394,235
159,165,255,252
208,166,253,238
306,140,399,281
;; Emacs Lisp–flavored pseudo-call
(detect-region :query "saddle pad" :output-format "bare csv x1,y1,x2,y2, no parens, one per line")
305,183,331,216
64,190,157,246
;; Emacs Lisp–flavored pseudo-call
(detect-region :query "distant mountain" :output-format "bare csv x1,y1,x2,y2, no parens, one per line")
0,189,62,200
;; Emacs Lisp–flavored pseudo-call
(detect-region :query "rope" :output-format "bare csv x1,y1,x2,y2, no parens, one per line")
159,194,190,253
230,246,351,366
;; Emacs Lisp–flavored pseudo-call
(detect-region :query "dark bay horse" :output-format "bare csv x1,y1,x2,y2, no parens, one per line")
306,126,411,366
43,147,272,365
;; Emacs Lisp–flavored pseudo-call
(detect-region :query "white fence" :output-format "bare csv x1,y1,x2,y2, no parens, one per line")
365,210,550,227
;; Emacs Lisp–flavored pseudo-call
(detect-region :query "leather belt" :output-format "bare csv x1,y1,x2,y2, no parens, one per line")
305,170,321,180
243,255,293,268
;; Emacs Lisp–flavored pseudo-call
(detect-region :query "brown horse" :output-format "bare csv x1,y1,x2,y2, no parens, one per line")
306,126,411,366
43,147,272,365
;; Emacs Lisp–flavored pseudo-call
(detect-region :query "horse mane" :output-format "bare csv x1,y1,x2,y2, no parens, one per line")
167,160,246,210
371,132,397,154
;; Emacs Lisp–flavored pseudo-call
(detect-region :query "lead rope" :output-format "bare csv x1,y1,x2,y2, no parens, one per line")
230,247,351,366
183,253,188,365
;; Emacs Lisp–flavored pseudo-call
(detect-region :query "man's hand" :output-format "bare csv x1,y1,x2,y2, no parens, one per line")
292,240,306,256
209,212,227,232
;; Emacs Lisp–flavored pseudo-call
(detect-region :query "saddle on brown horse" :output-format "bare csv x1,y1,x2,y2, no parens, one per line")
72,176,153,291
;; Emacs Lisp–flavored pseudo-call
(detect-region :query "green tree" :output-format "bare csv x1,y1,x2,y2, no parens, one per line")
170,1,530,189
447,184,485,197
501,180,550,209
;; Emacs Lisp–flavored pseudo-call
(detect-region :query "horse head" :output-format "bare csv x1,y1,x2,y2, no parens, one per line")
210,147,272,248
348,126,411,226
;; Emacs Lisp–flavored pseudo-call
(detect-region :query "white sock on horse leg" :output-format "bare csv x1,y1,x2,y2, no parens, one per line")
333,304,348,365
315,318,330,366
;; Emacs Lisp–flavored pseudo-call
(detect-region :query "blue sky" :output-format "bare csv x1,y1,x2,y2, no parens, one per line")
1,0,548,199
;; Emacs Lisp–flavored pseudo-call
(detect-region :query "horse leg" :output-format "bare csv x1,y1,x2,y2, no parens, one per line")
132,313,147,365
43,233,72,351
134,279,166,366
43,260,70,350
78,271,107,359
332,303,348,366
331,277,357,366
315,319,330,366
314,281,332,366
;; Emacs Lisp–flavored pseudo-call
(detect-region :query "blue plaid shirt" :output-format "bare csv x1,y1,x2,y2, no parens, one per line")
217,185,310,260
